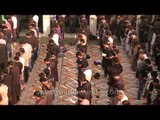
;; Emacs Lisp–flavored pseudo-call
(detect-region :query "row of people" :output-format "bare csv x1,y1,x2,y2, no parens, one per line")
119,15,160,105
0,15,39,105
75,29,92,105
97,16,130,105
33,19,65,105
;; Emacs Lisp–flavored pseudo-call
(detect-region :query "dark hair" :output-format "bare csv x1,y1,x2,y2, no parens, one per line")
76,51,82,57
39,77,47,82
33,91,42,97
86,54,90,59
145,59,151,65
122,100,130,105
14,56,19,61
46,52,52,58
151,71,158,78
81,59,89,68
81,63,88,69
77,92,86,99
44,57,50,62
15,52,21,57
2,25,8,30
26,31,31,36
79,73,87,82
7,60,14,66
106,52,113,58
50,50,56,56
146,66,153,73
43,68,50,76
153,78,159,84
94,72,100,79
19,48,25,53
105,30,112,36
39,72,45,78
112,57,119,64
49,39,54,44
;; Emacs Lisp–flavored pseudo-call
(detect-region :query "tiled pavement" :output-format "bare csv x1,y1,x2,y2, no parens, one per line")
17,34,147,105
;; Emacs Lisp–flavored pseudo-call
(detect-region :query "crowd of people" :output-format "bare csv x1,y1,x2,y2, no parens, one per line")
107,15,160,105
0,15,39,105
34,15,92,105
0,15,160,105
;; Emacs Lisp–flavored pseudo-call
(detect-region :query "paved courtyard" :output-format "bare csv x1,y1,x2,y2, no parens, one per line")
17,34,148,105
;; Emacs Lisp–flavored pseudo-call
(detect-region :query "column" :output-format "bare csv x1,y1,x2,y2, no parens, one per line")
89,15,97,36
136,15,142,39
43,15,51,36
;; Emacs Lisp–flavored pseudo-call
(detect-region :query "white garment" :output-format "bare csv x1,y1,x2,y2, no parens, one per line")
83,69,92,82
19,57,25,72
22,43,33,59
108,37,113,44
151,33,156,46
0,84,8,105
51,15,57,21
125,31,132,52
21,52,30,67
144,54,148,59
11,16,17,29
81,34,87,45
61,15,66,18
52,34,59,46
32,15,39,28
0,39,6,45
116,95,128,105
80,99,90,105
150,33,156,55
22,43,33,67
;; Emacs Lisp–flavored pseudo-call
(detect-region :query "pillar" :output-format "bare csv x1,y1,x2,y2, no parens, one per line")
89,15,97,36
136,15,142,39
42,15,51,36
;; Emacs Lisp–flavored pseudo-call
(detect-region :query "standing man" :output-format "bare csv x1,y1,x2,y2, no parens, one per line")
11,15,18,42
8,60,21,105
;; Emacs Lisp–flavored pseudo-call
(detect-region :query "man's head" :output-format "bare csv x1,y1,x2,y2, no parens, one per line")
77,92,86,102
43,68,50,76
44,57,50,64
151,71,158,79
33,91,42,100
7,60,15,68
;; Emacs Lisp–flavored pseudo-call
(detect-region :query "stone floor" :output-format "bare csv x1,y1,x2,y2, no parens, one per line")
17,34,148,105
